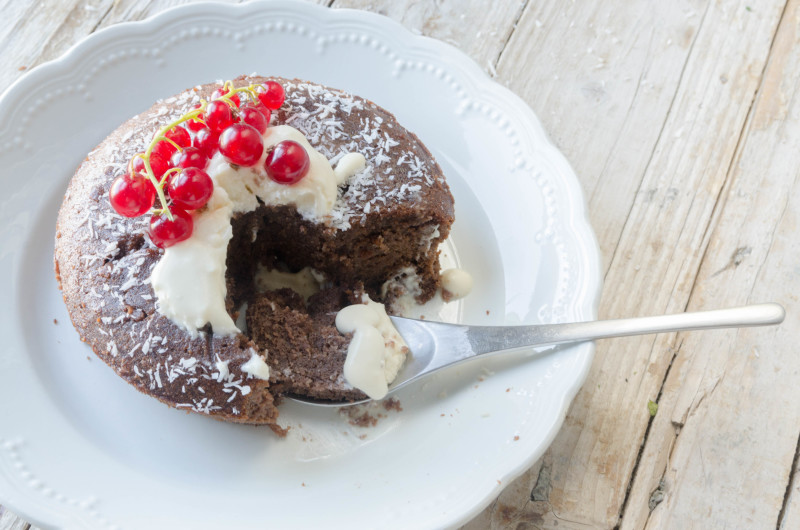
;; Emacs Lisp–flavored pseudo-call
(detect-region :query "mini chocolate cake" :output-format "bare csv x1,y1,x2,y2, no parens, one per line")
54,76,454,429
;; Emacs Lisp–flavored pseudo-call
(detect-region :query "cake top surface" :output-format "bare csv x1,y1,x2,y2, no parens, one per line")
97,76,447,232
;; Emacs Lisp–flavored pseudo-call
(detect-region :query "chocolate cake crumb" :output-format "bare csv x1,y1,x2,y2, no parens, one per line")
341,408,379,428
383,398,403,412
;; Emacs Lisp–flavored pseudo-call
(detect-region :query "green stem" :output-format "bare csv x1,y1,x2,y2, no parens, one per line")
138,82,265,221
142,107,207,221
159,167,182,186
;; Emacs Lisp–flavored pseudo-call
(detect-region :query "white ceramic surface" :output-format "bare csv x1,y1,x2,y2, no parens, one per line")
0,2,601,529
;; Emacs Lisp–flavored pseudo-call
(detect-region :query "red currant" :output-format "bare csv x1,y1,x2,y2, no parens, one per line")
149,206,193,248
130,153,170,179
219,123,264,166
256,104,272,122
264,140,309,184
186,104,205,132
212,86,241,107
152,139,178,160
109,173,156,217
205,100,235,132
239,104,268,134
152,126,192,159
257,81,285,110
171,146,209,170
168,168,214,210
193,127,220,158
165,126,191,148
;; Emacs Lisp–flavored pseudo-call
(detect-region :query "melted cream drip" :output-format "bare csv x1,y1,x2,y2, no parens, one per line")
335,295,409,399
441,268,473,301
150,186,238,338
254,265,323,300
151,125,366,337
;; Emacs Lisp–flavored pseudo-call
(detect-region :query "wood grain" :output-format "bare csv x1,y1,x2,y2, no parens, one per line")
332,0,527,74
632,1,800,526
2,0,798,529
465,0,794,527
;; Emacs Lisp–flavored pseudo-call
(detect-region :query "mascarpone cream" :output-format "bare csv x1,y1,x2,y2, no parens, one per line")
335,295,409,399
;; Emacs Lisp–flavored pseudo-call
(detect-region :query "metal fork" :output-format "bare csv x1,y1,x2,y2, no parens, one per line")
287,303,785,407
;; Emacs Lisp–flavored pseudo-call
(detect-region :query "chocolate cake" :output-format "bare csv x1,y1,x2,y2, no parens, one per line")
54,76,454,429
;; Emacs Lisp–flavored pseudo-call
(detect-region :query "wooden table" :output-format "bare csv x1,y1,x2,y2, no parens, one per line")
2,1,798,528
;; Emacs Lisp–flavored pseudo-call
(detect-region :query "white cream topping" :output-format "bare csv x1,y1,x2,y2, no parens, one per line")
208,125,355,219
151,125,366,337
441,268,473,301
241,350,270,380
333,152,366,185
150,186,238,338
335,295,409,399
254,265,323,300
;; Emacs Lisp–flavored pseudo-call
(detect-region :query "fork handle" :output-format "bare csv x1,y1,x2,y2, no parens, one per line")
466,303,785,355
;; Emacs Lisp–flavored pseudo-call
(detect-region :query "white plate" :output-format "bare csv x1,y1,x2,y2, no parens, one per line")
0,2,601,528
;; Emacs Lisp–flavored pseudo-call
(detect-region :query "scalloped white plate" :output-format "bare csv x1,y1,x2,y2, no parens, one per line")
0,2,601,529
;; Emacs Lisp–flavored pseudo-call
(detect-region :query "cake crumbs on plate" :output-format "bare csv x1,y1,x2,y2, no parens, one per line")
383,397,403,412
340,406,379,427
341,398,403,426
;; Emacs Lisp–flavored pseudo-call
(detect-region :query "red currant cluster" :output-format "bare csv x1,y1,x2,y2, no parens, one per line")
108,80,311,249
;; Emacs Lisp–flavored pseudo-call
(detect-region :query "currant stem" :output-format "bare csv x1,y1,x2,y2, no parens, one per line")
143,107,206,221
137,82,265,222
141,156,171,220
160,167,182,186
159,136,182,152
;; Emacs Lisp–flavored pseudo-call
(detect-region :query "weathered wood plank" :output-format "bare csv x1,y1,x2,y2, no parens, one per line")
331,0,526,76
782,436,800,529
620,1,800,526
0,508,31,530
0,0,107,91
91,0,240,31
496,0,707,272
463,3,709,527
479,0,789,527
